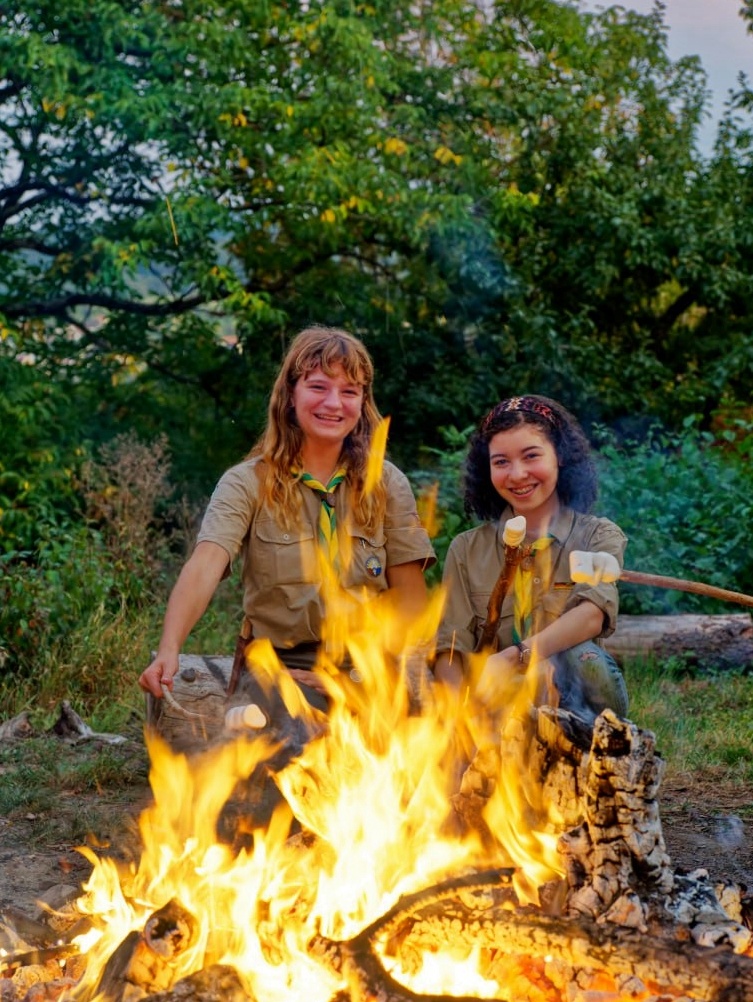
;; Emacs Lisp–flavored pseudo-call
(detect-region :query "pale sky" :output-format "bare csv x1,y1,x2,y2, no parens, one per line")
585,0,753,150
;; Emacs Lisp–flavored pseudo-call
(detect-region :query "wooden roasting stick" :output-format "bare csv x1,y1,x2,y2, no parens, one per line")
475,515,527,652
570,551,753,611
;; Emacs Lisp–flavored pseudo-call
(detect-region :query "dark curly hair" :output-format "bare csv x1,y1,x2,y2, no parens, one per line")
464,394,598,521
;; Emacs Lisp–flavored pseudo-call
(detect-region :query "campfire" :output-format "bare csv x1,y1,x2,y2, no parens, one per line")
2,582,753,1002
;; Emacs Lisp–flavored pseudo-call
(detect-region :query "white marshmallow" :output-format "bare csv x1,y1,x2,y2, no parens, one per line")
503,514,527,548
225,703,267,731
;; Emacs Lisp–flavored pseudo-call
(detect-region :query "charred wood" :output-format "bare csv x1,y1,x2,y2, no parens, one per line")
312,870,753,1002
138,964,249,1002
0,712,33,742
88,900,198,1002
48,702,125,746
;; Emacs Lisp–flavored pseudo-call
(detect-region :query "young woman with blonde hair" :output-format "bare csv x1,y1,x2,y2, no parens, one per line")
139,326,435,704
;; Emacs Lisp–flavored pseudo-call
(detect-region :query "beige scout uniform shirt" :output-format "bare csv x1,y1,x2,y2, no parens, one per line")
436,506,627,658
196,457,436,649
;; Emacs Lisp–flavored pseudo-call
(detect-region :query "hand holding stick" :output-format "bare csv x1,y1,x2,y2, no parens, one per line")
570,551,753,610
475,515,527,652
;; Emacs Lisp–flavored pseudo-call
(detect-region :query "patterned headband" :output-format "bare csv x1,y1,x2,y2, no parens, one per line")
481,396,558,432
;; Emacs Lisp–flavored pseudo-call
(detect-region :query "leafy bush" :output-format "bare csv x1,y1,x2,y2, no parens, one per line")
595,417,753,614
408,425,476,586
0,431,191,683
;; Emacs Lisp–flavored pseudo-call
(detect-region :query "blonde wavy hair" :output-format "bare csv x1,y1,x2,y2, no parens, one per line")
249,326,387,533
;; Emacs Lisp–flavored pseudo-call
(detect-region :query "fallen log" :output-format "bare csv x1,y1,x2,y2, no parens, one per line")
603,612,753,670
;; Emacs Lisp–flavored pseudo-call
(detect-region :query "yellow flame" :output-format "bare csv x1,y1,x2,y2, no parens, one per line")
363,416,390,496
416,480,442,538
71,561,567,999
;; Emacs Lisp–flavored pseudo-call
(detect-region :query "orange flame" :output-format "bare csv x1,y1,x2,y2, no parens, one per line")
71,562,566,999
416,480,442,538
363,416,390,497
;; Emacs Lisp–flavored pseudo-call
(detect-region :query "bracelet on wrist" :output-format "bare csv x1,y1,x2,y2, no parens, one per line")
516,642,531,667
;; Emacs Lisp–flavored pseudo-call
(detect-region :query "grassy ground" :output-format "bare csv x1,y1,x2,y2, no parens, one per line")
625,658,753,794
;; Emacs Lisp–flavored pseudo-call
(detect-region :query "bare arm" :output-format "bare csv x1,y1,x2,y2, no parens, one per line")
433,651,464,692
476,600,604,704
517,599,605,662
139,541,230,697
385,559,428,614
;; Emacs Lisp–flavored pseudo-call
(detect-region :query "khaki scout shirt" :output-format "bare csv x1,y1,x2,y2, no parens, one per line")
196,458,436,649
436,506,627,657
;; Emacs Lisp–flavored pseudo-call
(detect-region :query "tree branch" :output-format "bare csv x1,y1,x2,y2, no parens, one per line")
2,291,206,320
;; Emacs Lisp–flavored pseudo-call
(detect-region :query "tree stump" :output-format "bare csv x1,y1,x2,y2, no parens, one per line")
144,656,233,753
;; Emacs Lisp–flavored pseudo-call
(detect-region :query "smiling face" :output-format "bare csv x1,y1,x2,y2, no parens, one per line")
292,362,364,451
488,423,560,528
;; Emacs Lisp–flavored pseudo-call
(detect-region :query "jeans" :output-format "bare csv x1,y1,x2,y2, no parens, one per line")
550,640,629,720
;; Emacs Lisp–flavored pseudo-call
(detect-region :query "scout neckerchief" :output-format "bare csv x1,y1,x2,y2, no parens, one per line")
298,467,347,569
512,536,554,644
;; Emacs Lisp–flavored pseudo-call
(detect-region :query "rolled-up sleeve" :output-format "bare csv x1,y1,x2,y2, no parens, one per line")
196,462,260,564
383,463,437,570
563,518,627,636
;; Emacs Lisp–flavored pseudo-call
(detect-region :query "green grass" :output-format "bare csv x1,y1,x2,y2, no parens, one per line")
0,728,149,848
624,657,753,796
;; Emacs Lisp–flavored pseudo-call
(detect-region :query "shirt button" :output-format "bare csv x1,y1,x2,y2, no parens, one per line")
533,577,541,584
283,533,290,540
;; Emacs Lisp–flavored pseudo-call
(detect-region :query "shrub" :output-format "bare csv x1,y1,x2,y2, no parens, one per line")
408,425,476,586
0,432,191,682
593,418,753,613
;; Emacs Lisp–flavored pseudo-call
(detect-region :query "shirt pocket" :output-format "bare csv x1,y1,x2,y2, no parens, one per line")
344,528,388,590
470,589,492,624
253,518,317,586
541,586,572,623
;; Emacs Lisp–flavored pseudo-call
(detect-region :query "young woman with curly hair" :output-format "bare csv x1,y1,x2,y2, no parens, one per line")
434,394,628,721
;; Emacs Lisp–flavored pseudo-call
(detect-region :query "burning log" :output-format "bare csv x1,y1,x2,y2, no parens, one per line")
133,964,249,1002
408,707,753,1002
558,709,674,921
311,865,753,1002
89,899,199,1002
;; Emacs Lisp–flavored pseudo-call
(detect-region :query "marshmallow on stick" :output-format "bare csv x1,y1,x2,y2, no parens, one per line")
502,514,527,549
570,550,621,585
225,703,267,732
475,515,528,652
569,551,753,609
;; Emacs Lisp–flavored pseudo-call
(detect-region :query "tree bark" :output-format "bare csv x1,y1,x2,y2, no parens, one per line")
604,613,753,670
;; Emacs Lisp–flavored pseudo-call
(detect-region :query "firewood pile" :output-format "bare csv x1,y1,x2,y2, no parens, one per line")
1,688,752,1002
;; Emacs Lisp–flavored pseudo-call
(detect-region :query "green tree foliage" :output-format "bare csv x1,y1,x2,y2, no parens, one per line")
7,0,750,475
5,0,753,684
0,0,493,475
